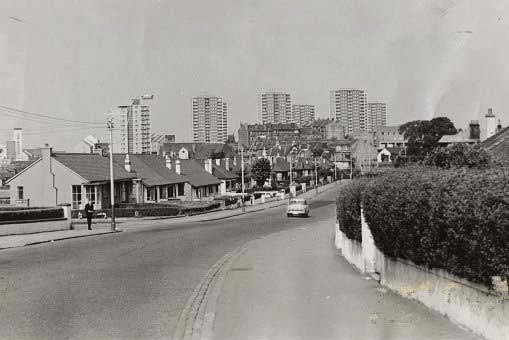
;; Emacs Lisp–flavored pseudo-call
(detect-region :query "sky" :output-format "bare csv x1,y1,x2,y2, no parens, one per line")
1,0,509,149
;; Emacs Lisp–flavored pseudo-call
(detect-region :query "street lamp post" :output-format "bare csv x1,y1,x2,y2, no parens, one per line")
315,157,318,194
241,148,245,213
107,117,116,231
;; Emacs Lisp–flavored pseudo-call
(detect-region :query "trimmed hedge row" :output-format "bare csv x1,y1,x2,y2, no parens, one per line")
71,202,221,219
336,179,366,242
214,196,239,206
0,208,64,223
0,206,50,211
362,167,509,288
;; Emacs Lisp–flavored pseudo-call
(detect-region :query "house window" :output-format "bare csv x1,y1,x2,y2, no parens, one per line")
72,185,82,209
147,187,156,201
168,185,175,198
160,186,167,200
85,186,96,204
178,183,185,196
17,186,23,200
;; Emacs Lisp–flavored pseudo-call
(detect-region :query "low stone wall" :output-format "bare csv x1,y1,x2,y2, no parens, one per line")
0,218,71,236
334,209,509,340
0,205,72,236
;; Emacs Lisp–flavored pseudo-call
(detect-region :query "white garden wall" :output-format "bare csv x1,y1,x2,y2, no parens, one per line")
334,210,509,340
334,223,364,272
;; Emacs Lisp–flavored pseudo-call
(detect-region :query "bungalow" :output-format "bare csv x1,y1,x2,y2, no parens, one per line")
112,154,189,203
5,148,136,209
179,159,221,199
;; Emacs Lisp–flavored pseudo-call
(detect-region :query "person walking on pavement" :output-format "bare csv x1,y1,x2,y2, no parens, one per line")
84,201,94,230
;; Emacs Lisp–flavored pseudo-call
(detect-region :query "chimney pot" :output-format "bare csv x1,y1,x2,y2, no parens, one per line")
124,154,131,172
175,159,181,175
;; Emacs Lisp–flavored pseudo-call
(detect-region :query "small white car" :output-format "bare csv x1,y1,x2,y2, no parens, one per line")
287,198,309,217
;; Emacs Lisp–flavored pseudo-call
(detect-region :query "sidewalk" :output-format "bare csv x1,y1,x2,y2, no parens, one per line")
0,224,118,250
210,213,483,339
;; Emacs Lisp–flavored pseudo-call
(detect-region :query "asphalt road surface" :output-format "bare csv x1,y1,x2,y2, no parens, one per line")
0,187,483,340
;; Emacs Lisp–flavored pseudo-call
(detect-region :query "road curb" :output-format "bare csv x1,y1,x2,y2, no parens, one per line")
172,243,250,340
0,230,121,250
172,186,342,340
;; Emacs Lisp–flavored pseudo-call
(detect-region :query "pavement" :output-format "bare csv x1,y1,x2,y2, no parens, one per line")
0,182,339,252
0,224,118,250
208,210,484,340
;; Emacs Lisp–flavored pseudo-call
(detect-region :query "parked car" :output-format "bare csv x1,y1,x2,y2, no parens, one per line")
286,198,309,217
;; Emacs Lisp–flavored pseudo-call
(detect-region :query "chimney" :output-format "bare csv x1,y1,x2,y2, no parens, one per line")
124,154,131,172
469,120,480,140
41,146,52,162
205,159,213,174
175,159,181,175
165,154,172,170
486,108,497,138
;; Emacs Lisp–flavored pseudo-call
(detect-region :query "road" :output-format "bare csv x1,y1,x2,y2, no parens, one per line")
0,186,483,340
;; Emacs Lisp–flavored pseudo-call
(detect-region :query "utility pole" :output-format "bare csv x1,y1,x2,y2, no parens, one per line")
107,117,116,231
350,156,353,180
315,157,318,194
334,154,337,184
241,148,245,213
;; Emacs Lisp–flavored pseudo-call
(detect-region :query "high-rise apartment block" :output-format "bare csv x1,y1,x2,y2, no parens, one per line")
330,89,368,133
260,92,292,124
292,104,315,127
114,95,153,154
192,96,228,143
368,102,387,130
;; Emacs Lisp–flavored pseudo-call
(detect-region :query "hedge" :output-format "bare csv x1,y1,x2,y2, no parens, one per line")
71,202,221,219
214,196,238,206
336,179,367,242
0,208,64,223
362,167,509,288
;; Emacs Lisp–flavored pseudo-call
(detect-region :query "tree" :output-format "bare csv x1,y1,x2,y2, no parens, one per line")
251,158,272,186
399,117,457,159
312,147,324,158
423,143,491,169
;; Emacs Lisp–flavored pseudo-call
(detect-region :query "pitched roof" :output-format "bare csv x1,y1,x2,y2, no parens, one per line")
180,159,221,187
160,143,234,159
293,159,314,170
438,130,478,144
53,153,136,182
113,154,187,187
481,127,509,161
272,158,290,172
212,164,237,180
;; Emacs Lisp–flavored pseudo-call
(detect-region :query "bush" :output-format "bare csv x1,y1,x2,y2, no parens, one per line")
424,143,491,169
179,202,220,215
214,196,238,206
71,202,221,219
295,175,313,184
336,179,367,242
363,167,509,288
0,208,64,223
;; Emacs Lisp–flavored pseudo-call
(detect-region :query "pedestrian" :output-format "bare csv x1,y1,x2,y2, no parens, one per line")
84,200,94,230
